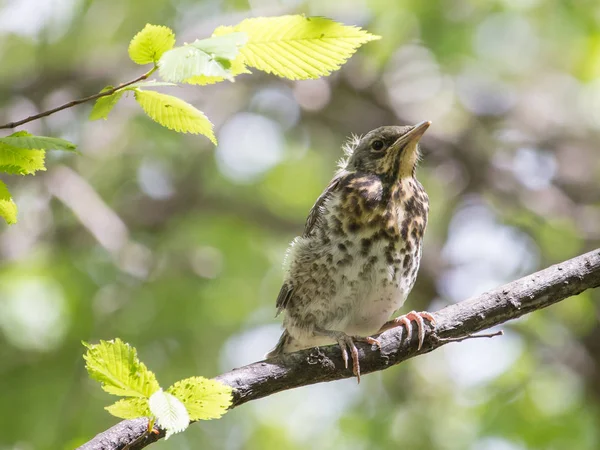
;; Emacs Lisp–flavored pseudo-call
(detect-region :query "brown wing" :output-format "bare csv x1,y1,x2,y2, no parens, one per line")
275,282,294,316
302,173,343,237
275,173,344,315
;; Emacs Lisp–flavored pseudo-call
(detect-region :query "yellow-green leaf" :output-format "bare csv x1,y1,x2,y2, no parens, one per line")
83,339,160,398
129,24,176,65
158,45,232,82
0,180,17,225
192,32,247,60
167,376,233,421
184,55,250,86
160,31,247,85
134,90,216,143
89,87,124,121
226,15,380,80
0,131,76,152
149,389,190,439
0,142,46,175
183,25,251,86
105,398,151,419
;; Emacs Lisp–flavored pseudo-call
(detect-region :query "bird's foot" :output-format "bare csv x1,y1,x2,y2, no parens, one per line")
378,311,436,350
325,332,380,383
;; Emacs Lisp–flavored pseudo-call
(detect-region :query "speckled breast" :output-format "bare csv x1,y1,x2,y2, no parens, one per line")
317,173,429,335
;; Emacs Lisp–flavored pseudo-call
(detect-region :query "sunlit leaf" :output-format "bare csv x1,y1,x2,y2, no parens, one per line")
0,131,77,152
223,15,380,80
134,90,216,143
149,389,190,440
83,339,160,398
159,46,229,82
105,398,151,420
183,55,250,85
184,26,251,85
0,142,46,175
0,180,17,225
89,87,124,121
191,32,247,59
158,32,246,84
129,24,176,65
167,376,233,421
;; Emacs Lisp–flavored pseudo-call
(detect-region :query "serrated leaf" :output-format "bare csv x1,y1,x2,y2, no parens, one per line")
105,397,151,419
89,87,124,121
0,142,46,175
0,180,17,225
83,339,160,398
134,90,216,143
192,32,247,59
149,389,189,440
158,45,232,83
0,132,77,152
167,376,233,421
129,24,176,65
183,27,250,86
184,55,250,86
226,15,380,80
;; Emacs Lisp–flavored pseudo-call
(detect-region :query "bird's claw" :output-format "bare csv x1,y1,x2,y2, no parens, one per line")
393,310,436,350
333,334,381,383
361,336,381,349
334,333,361,381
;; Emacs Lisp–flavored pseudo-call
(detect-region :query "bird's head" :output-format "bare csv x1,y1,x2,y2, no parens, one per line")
343,121,431,180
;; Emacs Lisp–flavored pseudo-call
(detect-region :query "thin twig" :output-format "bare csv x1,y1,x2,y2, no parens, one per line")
0,67,157,130
435,329,504,344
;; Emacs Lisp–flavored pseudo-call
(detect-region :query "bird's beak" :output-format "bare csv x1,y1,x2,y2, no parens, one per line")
391,121,431,178
390,121,431,151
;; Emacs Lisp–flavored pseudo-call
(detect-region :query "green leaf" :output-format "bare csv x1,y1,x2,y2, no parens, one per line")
129,24,176,65
226,15,381,80
0,142,46,175
105,397,151,420
184,26,251,86
89,87,124,121
158,45,231,83
0,180,17,225
149,389,190,440
0,131,77,152
192,32,247,59
184,54,250,86
83,339,160,398
134,90,216,143
158,32,246,83
167,376,233,421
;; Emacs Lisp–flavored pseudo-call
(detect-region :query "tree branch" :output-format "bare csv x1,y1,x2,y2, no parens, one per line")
78,248,600,450
0,68,157,130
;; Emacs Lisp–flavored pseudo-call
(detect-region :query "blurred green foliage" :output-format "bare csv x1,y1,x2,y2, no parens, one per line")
0,0,599,449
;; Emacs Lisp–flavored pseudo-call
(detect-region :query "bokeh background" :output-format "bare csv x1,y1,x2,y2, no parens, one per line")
1,0,600,449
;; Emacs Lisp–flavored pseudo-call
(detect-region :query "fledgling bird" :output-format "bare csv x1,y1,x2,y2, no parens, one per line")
266,122,435,381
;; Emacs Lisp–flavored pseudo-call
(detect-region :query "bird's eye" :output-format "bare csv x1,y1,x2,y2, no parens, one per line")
371,140,385,151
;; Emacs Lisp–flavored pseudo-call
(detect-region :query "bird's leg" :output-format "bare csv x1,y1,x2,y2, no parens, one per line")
313,328,380,383
377,311,436,350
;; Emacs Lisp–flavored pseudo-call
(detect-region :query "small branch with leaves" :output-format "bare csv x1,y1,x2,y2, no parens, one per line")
0,69,157,130
78,249,600,450
0,15,380,225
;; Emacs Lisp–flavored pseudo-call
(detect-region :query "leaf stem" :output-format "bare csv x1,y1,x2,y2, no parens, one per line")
0,67,158,130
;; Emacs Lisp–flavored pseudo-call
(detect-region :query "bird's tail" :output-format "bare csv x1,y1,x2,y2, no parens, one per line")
265,329,292,359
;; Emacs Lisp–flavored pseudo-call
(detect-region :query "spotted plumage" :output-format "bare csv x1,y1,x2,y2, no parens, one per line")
267,122,435,380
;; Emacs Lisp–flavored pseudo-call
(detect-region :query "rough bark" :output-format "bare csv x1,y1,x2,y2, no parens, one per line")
78,248,600,450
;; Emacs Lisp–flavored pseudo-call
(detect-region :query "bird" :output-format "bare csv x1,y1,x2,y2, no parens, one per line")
266,122,435,381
